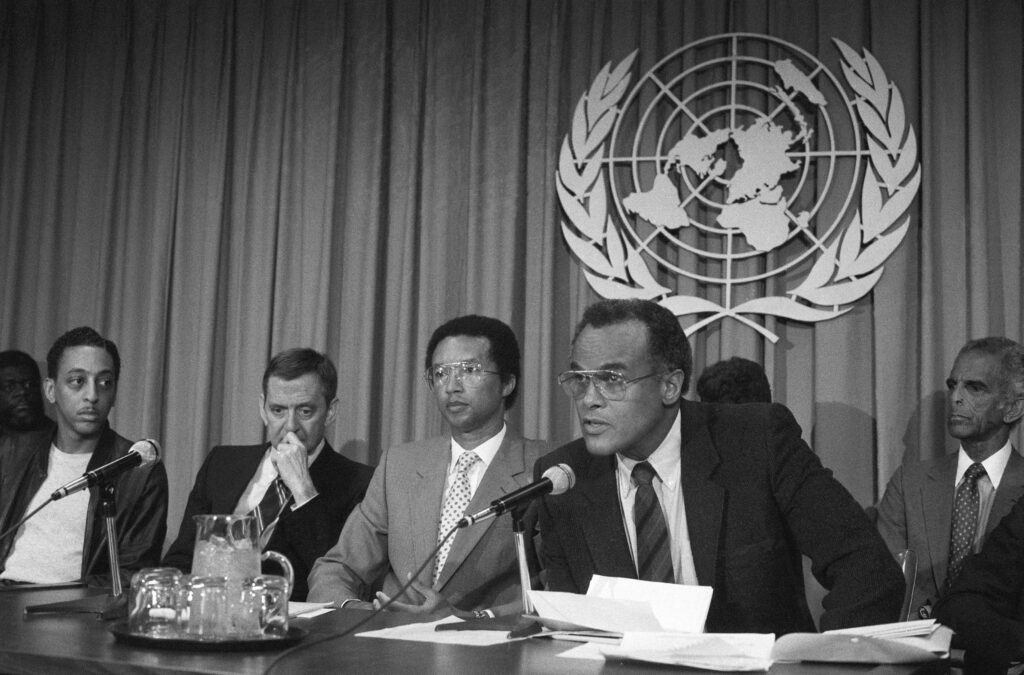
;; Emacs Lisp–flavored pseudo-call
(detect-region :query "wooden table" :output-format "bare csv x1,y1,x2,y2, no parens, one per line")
0,587,950,674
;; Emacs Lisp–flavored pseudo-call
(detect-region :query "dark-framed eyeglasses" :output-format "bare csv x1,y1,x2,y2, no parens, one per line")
424,361,501,390
557,369,661,401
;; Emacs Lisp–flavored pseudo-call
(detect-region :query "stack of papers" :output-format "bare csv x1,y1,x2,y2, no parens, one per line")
770,620,950,665
528,575,713,637
536,578,950,671
533,577,771,671
601,632,775,672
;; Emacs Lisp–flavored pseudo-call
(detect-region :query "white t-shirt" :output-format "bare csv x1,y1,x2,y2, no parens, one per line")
1,445,92,583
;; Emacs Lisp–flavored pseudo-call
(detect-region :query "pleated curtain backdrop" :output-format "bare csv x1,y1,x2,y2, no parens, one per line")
1,0,1022,547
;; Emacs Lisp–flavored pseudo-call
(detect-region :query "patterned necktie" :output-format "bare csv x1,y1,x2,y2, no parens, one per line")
944,462,986,592
632,461,675,583
433,451,481,585
252,477,291,550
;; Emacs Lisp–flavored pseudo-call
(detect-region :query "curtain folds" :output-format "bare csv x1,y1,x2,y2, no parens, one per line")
2,0,1022,543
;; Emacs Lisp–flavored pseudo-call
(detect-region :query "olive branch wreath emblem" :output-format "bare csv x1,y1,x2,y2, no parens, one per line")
557,38,920,342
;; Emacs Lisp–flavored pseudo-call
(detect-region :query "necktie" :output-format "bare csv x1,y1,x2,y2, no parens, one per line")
944,462,986,592
632,461,675,583
433,451,481,585
252,477,291,550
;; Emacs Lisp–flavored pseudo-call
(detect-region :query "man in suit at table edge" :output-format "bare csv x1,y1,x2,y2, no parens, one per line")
163,348,374,601
535,298,903,634
876,337,1024,619
308,315,548,618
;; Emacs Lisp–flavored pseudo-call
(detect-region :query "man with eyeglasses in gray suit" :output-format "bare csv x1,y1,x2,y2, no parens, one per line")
309,315,548,618
535,299,902,634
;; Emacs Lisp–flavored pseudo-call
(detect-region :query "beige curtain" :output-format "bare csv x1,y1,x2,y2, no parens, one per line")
1,0,1022,547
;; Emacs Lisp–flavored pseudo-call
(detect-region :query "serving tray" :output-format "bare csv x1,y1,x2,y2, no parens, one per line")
109,622,307,652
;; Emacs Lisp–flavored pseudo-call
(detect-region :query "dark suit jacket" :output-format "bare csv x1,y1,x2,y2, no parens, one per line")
536,401,903,635
162,443,373,600
0,425,168,584
876,448,1024,615
935,495,1024,672
308,434,548,613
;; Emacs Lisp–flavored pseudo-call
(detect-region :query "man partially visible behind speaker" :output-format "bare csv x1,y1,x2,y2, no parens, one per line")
0,349,55,448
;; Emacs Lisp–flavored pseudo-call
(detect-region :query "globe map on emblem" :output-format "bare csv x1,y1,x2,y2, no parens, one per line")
558,33,919,341
608,34,863,284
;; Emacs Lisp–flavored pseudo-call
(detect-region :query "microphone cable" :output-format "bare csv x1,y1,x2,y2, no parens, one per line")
0,497,54,545
263,522,462,674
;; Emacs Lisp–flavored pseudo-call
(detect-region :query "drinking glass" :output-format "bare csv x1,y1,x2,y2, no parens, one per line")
242,574,291,638
128,567,182,636
178,575,230,639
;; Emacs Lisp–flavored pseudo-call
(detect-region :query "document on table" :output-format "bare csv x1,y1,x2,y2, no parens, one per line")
528,575,713,637
600,632,775,672
288,601,335,619
357,616,514,646
772,620,951,664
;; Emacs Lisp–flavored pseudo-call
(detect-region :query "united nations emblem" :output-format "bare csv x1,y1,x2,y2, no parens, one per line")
557,34,920,342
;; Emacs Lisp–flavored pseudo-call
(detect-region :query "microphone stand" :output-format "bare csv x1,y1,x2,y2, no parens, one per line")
99,480,128,620
511,505,534,615
507,505,542,638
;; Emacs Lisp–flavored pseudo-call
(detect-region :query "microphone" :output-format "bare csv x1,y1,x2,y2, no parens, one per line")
51,439,161,501
458,463,575,528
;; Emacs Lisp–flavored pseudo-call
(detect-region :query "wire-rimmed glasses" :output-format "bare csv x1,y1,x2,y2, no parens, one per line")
557,369,661,401
424,361,501,390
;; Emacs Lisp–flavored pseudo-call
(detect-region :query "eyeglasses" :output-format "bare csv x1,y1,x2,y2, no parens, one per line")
424,361,501,390
0,378,35,395
557,370,661,401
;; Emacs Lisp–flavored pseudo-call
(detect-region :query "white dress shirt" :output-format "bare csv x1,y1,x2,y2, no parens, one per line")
441,424,506,502
615,412,699,585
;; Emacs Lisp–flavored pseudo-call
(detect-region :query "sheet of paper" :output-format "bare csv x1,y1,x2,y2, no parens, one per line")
587,575,713,633
556,643,607,660
826,618,936,639
601,632,775,672
771,627,951,664
288,601,335,619
528,590,661,634
357,616,512,646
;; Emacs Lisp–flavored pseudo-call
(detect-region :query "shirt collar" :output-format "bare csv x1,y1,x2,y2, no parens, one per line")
616,411,682,496
449,423,506,474
956,440,1013,489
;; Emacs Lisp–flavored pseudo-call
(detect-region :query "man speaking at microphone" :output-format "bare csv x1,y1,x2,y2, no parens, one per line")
309,315,548,617
162,348,373,601
0,327,168,586
535,299,902,634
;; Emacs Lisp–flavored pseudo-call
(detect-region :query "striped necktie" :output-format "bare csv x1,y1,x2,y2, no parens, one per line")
632,461,675,583
252,478,291,549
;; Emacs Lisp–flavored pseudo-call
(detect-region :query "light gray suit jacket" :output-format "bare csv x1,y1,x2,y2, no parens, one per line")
307,433,548,612
876,448,1024,614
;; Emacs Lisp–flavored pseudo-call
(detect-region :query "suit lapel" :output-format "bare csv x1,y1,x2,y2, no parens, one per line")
988,448,1024,534
411,437,450,580
578,452,636,579
921,455,956,591
678,401,723,586
437,436,528,588
223,445,269,512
